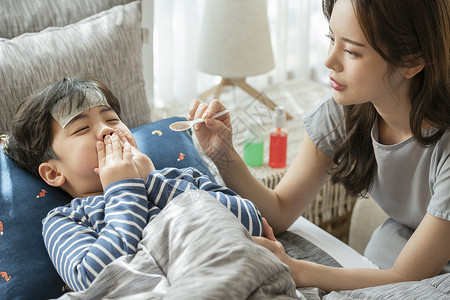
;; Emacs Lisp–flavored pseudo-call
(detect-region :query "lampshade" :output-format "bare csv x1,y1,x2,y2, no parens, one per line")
197,0,275,78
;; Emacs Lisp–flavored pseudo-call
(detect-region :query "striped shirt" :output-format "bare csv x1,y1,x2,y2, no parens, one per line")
42,167,263,292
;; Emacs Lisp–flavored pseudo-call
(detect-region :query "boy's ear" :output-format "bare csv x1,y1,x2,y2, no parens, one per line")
38,161,65,187
403,57,425,79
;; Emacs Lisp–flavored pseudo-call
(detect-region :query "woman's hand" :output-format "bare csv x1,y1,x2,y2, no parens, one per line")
253,218,292,265
116,129,155,180
253,218,301,284
188,99,234,166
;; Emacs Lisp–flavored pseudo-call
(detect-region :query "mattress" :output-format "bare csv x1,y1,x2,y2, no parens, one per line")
288,216,379,269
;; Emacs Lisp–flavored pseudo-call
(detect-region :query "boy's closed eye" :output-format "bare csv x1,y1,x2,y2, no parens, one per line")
72,120,119,135
73,126,89,134
106,118,120,123
71,119,119,135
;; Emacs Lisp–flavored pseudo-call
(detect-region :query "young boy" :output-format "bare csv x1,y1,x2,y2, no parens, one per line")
1,76,263,292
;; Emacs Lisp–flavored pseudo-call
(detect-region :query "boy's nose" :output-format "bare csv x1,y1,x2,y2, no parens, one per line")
102,133,113,140
98,127,115,141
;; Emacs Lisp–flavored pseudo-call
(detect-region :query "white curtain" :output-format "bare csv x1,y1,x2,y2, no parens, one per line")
153,0,330,116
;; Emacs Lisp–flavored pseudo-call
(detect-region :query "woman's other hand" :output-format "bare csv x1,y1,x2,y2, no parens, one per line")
253,218,290,263
253,218,302,284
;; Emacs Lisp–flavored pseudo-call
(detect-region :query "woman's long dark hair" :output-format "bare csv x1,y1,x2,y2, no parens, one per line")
322,0,450,196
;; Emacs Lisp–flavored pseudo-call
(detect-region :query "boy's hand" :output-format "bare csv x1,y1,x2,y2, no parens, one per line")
116,130,155,180
96,133,141,190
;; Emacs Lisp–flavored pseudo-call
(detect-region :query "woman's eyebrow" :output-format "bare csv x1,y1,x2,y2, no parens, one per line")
342,37,366,47
329,26,366,47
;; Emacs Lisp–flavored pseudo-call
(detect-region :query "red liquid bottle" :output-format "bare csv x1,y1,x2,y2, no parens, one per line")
269,106,287,168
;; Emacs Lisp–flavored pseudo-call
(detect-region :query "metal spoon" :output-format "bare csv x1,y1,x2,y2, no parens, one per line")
169,109,229,131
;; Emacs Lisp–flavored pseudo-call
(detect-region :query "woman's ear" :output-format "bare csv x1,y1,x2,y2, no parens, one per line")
38,161,65,187
403,57,425,79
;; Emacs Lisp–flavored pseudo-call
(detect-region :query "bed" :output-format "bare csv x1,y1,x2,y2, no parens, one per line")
1,1,449,299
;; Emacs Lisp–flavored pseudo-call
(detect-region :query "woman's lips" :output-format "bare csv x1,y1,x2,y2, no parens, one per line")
330,76,346,91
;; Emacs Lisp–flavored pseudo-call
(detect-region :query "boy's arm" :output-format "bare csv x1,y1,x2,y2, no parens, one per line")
42,178,150,292
146,167,263,236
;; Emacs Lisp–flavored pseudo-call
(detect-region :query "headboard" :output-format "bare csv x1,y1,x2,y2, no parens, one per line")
0,0,153,133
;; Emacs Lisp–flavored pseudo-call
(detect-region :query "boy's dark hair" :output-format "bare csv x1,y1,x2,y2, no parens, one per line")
1,76,121,177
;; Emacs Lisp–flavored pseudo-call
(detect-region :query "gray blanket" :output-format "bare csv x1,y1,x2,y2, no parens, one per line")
57,190,450,300
57,190,298,299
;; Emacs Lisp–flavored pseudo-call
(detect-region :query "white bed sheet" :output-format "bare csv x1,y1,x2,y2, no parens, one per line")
288,216,379,269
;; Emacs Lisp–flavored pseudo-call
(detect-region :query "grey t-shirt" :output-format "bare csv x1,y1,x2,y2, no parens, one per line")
303,94,450,269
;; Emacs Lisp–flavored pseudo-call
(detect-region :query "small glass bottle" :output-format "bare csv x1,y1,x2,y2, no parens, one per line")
269,106,287,168
243,123,264,167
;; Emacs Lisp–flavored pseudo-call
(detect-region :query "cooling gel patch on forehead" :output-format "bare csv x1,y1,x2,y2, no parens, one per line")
50,88,110,128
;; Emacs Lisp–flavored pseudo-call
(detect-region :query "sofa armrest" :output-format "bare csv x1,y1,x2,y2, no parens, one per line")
348,196,388,255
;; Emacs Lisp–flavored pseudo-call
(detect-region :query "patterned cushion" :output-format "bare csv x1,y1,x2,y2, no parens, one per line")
0,117,215,299
0,0,150,133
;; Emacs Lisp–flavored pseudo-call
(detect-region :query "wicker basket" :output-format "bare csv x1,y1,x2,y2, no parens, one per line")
303,180,358,243
250,167,357,243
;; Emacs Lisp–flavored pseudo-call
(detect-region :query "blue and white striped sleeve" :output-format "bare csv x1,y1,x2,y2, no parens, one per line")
186,168,264,237
146,167,263,236
42,178,149,292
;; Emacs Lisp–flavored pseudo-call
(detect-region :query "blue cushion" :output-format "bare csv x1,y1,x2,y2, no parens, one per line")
132,117,215,179
0,116,215,299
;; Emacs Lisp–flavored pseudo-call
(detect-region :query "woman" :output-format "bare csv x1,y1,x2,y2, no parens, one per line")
189,0,450,291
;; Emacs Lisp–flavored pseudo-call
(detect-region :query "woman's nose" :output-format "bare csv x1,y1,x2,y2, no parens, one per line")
325,45,341,71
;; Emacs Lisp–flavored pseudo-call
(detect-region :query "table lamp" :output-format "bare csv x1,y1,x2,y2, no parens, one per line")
197,0,291,119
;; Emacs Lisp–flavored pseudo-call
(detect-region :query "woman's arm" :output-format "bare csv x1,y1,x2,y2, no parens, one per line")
216,134,333,233
256,213,450,291
190,99,333,233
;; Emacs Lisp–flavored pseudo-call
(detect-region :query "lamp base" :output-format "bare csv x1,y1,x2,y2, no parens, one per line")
198,77,292,120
